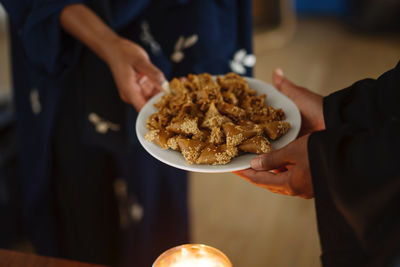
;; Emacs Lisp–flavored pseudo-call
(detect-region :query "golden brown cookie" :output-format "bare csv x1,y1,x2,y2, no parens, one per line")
166,116,201,136
145,129,175,149
222,122,261,147
239,135,272,154
196,144,238,165
177,138,206,164
262,121,291,140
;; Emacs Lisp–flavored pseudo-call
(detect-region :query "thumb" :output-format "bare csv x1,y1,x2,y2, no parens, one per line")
136,59,166,87
251,147,290,171
272,68,303,101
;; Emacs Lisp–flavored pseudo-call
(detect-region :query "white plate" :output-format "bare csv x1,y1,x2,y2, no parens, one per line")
136,77,301,173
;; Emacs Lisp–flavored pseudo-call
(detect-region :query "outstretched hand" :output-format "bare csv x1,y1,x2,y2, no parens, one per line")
235,134,314,199
107,38,166,111
273,69,325,136
235,69,326,198
60,4,165,112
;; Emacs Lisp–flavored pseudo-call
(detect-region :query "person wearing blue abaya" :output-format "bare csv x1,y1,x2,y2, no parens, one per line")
0,0,254,266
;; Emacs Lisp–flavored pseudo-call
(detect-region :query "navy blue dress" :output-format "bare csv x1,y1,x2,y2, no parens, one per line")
1,0,253,266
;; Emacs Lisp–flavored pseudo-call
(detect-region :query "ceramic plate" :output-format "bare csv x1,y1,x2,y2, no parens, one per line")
136,77,301,173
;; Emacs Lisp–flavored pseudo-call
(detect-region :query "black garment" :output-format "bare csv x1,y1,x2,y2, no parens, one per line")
308,61,400,266
348,0,400,33
51,43,189,266
0,95,22,248
53,76,121,265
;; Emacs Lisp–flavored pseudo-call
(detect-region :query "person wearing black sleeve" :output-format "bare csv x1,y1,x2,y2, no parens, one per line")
236,62,400,266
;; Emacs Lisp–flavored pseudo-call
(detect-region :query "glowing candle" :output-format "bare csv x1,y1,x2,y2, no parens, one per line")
153,244,232,267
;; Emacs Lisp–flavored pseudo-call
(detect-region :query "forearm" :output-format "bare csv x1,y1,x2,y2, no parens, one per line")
59,3,165,111
59,3,119,65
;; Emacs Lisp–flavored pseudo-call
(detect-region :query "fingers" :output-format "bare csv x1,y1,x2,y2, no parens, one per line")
109,39,164,110
272,68,285,88
250,148,291,171
136,59,166,86
235,169,289,191
272,68,304,101
116,70,161,112
123,83,146,111
136,60,165,95
272,68,325,135
235,169,280,184
273,68,322,104
116,70,147,111
271,167,288,174
138,75,156,99
235,169,312,198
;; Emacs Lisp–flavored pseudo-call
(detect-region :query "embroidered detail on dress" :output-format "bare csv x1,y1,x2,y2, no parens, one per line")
130,202,144,223
140,21,162,55
114,178,129,229
230,49,256,74
171,34,199,63
30,88,41,115
88,113,121,134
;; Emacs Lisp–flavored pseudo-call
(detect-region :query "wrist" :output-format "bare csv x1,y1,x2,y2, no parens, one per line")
96,34,122,66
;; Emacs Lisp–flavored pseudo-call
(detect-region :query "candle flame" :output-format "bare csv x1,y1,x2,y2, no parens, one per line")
168,248,225,267
153,244,231,267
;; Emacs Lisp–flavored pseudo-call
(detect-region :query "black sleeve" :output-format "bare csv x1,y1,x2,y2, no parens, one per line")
323,61,400,130
308,61,400,266
311,160,368,267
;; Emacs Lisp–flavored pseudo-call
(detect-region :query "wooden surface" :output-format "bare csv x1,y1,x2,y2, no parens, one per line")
0,249,109,267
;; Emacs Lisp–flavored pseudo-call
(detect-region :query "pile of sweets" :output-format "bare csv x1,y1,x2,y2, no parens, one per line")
145,73,290,165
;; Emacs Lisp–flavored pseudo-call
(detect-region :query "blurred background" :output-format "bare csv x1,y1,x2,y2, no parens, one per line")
0,0,399,266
